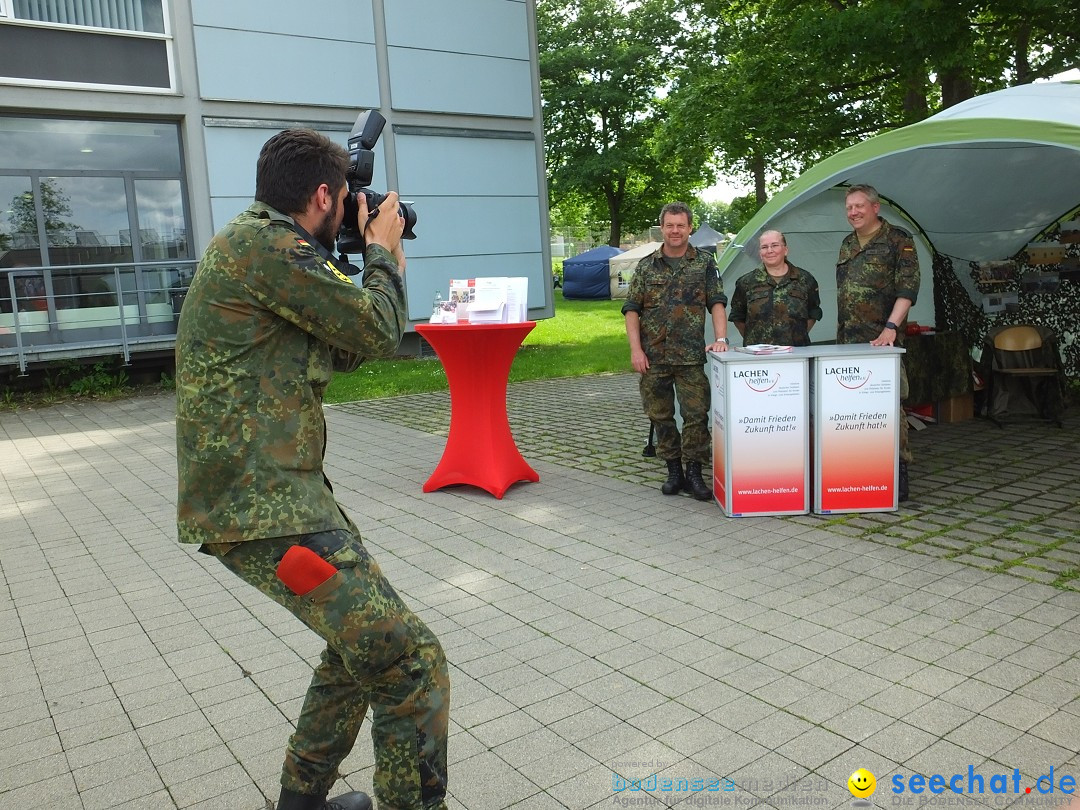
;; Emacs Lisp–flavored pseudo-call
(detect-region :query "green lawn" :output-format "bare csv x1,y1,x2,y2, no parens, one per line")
325,292,630,403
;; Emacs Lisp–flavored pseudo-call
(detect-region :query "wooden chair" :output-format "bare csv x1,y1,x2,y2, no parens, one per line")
994,325,1048,354
988,325,1063,427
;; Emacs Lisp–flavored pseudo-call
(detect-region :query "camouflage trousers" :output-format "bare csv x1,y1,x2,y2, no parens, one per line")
218,527,449,809
639,362,711,464
899,360,912,464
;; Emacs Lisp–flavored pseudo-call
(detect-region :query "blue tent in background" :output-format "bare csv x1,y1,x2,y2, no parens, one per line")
562,245,624,299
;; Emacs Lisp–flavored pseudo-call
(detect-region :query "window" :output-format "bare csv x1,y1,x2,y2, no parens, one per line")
0,116,190,273
41,176,134,296
134,179,187,260
0,117,182,173
0,3,171,89
10,0,165,34
0,175,35,253
1,115,192,352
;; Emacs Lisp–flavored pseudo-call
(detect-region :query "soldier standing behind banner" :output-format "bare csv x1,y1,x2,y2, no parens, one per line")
730,229,821,347
835,183,920,502
622,201,729,501
175,129,449,810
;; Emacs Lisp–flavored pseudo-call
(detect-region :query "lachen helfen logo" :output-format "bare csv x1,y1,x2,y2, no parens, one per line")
733,367,780,392
826,364,872,390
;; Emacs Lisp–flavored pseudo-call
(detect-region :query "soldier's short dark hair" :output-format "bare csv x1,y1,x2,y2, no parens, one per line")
255,129,349,216
846,184,879,204
660,201,693,226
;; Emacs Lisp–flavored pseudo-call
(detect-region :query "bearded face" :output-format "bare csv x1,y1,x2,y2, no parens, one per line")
312,191,342,253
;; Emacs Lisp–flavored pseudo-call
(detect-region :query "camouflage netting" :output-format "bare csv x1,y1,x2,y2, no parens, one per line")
933,216,1080,380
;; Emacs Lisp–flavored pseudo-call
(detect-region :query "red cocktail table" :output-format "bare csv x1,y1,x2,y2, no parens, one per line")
415,322,540,498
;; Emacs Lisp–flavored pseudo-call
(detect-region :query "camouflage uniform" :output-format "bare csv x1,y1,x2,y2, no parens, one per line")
729,263,822,346
175,202,448,809
621,245,726,463
836,217,920,463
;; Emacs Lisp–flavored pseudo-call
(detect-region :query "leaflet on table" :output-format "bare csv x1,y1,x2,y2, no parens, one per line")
446,277,528,323
506,277,528,322
448,279,476,320
469,277,506,323
429,297,459,324
736,344,793,355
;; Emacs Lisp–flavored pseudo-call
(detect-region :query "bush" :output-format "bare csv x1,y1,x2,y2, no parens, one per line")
67,362,129,397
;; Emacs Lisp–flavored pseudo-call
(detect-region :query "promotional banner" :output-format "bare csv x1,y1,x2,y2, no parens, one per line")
815,354,899,511
711,361,728,508
713,357,809,516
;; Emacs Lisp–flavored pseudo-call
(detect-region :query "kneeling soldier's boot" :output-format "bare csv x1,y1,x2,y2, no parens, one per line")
898,461,910,503
661,458,684,495
684,461,712,501
277,788,372,810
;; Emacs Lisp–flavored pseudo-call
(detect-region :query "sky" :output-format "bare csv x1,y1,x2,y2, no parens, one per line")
701,175,751,203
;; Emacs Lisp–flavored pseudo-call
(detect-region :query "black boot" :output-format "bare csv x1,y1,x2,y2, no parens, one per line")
898,461,910,503
277,788,373,810
684,461,712,502
661,458,684,495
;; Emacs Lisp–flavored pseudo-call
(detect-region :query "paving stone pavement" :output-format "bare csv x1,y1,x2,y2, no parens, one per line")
0,374,1077,810
350,373,1080,591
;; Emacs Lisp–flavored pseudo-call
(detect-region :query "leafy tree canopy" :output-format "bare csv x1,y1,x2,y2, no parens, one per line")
538,0,1079,239
668,0,1080,205
538,0,715,245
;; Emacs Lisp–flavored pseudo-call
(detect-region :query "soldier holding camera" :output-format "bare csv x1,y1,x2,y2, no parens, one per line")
175,128,448,810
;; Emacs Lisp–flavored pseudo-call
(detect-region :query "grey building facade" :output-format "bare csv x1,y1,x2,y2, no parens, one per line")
0,0,552,372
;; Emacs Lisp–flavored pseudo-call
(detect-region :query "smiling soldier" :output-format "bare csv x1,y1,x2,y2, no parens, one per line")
836,184,920,502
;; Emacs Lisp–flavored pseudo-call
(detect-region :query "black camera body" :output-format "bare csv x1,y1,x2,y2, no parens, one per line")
337,109,417,256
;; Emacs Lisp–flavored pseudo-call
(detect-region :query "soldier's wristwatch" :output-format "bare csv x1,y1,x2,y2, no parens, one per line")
716,337,729,344
885,321,899,331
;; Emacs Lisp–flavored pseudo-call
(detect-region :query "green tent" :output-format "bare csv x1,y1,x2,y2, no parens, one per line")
717,81,1080,340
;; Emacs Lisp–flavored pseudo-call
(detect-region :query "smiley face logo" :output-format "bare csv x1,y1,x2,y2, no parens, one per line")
848,768,876,799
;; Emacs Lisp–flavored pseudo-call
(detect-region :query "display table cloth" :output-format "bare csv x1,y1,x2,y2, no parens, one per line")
415,322,539,498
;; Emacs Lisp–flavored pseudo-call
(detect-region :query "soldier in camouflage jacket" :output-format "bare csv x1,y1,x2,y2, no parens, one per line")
836,184,920,499
730,229,822,347
175,129,448,810
622,202,729,500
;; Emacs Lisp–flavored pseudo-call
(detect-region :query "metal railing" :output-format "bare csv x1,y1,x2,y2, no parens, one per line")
0,259,197,373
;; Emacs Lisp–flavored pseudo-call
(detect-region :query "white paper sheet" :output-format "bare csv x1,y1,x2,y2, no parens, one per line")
469,277,509,323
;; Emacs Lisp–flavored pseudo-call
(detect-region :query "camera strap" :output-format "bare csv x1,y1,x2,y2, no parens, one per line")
291,221,360,279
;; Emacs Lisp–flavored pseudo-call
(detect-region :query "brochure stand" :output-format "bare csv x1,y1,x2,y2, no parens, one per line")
709,351,811,516
810,345,905,513
709,344,905,516
415,322,539,498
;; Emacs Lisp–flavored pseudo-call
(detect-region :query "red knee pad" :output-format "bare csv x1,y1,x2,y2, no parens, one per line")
277,545,338,595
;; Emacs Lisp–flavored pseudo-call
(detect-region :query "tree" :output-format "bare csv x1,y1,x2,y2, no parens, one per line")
668,0,923,207
538,0,713,246
692,200,732,233
10,179,79,246
726,193,760,235
669,0,1080,206
691,198,761,234
549,192,611,253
